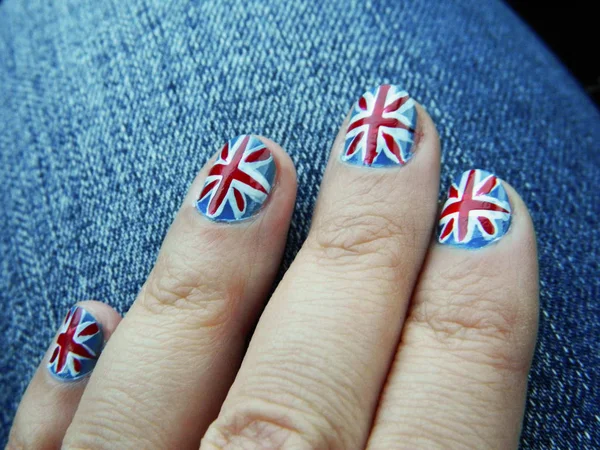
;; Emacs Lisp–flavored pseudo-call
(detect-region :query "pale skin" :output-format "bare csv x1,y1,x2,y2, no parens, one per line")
8,103,539,449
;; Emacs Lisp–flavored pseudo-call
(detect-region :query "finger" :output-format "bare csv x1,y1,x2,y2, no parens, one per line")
367,171,538,449
8,301,121,450
63,135,296,449
203,85,441,449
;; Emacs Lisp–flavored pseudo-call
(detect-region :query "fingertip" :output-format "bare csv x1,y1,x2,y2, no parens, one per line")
501,180,537,253
8,301,119,449
45,302,118,384
256,135,297,184
413,102,441,159
74,300,122,340
432,170,539,328
255,135,298,212
186,134,296,224
433,168,540,298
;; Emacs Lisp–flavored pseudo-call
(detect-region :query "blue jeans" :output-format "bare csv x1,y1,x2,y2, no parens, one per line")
1,0,598,447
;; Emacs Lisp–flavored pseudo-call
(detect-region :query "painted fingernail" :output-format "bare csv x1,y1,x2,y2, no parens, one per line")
47,306,103,381
197,135,276,222
341,84,417,168
438,169,512,249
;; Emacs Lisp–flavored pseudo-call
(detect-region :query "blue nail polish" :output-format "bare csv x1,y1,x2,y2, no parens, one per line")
341,84,417,168
197,135,276,222
47,306,103,381
438,169,512,249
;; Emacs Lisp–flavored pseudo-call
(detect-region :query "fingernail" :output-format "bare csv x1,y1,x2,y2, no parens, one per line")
438,169,512,249
341,84,418,168
47,306,103,381
196,135,276,222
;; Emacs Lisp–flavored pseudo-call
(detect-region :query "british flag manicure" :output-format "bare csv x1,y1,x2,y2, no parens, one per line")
197,135,276,222
47,306,103,382
438,169,512,249
341,84,417,168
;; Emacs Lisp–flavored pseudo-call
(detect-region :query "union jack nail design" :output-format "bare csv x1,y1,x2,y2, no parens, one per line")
197,135,276,222
47,306,103,382
342,84,417,168
438,169,512,249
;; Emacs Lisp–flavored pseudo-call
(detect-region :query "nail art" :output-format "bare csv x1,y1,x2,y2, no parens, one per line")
197,135,276,222
47,306,103,381
438,169,512,249
341,84,417,168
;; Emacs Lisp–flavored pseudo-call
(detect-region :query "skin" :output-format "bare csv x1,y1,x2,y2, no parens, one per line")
8,103,538,450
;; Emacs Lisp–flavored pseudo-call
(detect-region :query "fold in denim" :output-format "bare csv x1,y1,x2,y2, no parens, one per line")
0,0,598,447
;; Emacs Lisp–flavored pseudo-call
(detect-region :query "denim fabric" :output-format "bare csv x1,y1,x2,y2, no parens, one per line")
0,0,598,447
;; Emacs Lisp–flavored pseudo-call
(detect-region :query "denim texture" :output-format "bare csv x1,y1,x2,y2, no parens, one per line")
1,0,598,447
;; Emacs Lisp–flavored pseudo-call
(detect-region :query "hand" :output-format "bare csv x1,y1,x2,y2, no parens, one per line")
9,85,538,449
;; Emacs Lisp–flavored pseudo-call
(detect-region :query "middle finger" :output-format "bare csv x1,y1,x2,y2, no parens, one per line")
203,85,441,449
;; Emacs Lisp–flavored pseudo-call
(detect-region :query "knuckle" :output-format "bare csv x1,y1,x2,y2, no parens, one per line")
412,286,518,341
202,399,335,450
203,417,307,450
138,248,237,329
63,393,164,449
308,209,408,268
202,339,363,450
408,263,537,374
